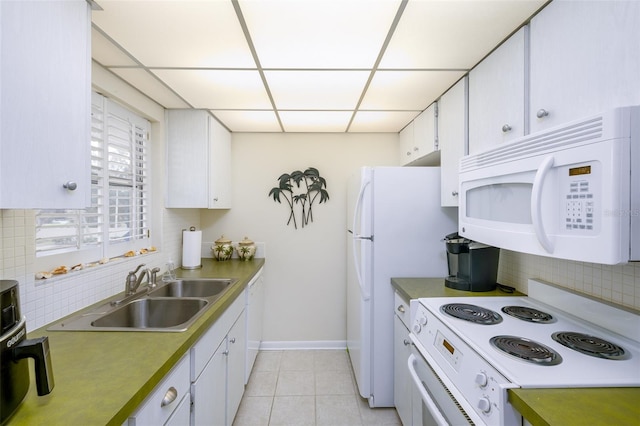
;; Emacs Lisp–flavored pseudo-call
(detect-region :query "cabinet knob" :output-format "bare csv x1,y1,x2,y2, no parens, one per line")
403,339,411,346
452,191,458,196
397,305,405,313
213,197,218,202
230,337,236,344
406,151,411,156
501,124,512,133
413,146,419,152
160,387,178,407
223,349,229,356
536,109,550,119
63,181,77,191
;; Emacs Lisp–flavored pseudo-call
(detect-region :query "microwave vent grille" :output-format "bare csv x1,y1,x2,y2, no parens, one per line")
461,116,604,172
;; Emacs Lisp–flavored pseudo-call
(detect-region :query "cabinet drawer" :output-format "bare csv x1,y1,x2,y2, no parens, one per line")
394,292,410,329
191,295,245,381
128,354,190,426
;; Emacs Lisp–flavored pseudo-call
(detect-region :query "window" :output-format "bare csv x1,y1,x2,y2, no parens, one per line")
35,92,151,265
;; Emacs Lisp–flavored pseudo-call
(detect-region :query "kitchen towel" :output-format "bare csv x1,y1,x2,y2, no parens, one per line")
182,228,202,269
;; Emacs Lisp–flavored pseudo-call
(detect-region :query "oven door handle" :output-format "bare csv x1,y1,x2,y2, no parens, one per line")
408,353,449,426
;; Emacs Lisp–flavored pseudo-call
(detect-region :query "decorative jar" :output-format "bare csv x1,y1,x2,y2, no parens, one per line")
212,235,233,261
236,236,256,261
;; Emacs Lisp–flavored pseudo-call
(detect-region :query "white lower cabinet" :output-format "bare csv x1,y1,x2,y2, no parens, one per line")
191,294,246,426
127,354,190,426
393,292,412,426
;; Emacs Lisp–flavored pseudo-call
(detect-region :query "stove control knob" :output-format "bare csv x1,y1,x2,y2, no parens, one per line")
412,323,422,334
419,315,428,326
478,397,492,414
475,372,488,388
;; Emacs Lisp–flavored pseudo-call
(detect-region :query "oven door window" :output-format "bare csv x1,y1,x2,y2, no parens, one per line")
408,350,473,426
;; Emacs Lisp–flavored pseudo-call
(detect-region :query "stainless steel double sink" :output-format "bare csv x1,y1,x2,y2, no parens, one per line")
48,278,237,332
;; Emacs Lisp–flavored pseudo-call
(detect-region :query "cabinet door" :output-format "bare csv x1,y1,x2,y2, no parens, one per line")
208,116,231,209
193,340,227,426
530,1,640,132
394,314,412,426
439,77,468,207
413,104,437,157
166,110,209,208
226,312,247,426
398,121,415,165
164,392,191,426
0,0,90,208
468,27,526,154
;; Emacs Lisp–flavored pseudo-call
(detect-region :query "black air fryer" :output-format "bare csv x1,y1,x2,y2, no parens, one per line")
1,280,54,424
444,233,500,292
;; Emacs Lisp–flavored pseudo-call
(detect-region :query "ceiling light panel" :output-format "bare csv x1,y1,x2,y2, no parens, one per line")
381,0,547,69
362,70,465,110
211,110,281,132
279,111,353,132
92,0,255,67
265,70,370,110
152,69,272,110
349,111,420,133
238,0,402,68
110,68,190,109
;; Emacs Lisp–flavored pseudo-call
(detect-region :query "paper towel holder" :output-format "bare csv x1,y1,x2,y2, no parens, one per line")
182,226,203,270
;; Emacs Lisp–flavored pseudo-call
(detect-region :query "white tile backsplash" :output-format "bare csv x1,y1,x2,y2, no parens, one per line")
497,250,640,310
1,208,198,330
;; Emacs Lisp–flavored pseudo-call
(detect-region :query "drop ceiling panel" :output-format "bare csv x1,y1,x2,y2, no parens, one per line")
279,111,353,132
350,111,420,133
265,70,370,110
152,69,272,110
211,110,281,132
110,68,190,109
92,1,255,68
382,0,547,69
239,0,401,68
91,28,137,67
361,70,465,110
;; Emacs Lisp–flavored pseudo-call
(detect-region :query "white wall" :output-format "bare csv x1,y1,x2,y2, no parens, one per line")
200,133,399,347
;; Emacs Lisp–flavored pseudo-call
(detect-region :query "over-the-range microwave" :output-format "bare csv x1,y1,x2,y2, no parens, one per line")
459,106,639,265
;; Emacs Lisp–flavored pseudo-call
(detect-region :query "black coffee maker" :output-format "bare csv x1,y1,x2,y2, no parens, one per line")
1,280,54,424
444,233,500,292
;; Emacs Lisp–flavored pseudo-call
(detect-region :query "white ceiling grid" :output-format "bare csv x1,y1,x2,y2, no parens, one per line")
91,0,547,133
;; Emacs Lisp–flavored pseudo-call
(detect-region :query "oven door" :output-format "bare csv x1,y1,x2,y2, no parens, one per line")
408,346,473,426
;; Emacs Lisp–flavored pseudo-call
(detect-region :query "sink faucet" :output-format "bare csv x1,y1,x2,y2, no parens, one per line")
125,264,148,295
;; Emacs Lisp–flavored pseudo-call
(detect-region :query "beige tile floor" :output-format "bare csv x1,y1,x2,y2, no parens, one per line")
233,350,402,426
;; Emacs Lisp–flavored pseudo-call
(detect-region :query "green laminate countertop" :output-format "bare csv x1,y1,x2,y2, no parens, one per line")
391,277,640,426
8,258,265,426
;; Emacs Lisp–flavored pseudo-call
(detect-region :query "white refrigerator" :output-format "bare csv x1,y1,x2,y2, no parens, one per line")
346,166,457,407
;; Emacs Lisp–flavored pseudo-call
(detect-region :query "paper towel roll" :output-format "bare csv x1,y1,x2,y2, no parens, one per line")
182,229,202,269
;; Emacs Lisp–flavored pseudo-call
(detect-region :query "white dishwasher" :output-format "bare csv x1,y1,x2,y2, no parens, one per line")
245,266,265,384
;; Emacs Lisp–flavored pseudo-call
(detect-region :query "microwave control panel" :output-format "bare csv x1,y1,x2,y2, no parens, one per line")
564,163,597,233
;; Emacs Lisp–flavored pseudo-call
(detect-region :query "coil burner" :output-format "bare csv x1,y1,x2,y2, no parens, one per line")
440,303,502,325
552,332,627,360
490,335,562,366
501,306,555,323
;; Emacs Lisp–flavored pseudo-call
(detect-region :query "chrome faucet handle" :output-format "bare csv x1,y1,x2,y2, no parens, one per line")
131,263,146,275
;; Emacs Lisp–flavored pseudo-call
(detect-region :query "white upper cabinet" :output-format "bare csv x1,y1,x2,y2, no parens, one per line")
529,0,640,132
468,27,526,154
0,0,91,208
438,77,468,207
399,103,438,166
166,110,231,209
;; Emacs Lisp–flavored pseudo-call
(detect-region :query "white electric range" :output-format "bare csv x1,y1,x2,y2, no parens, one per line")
408,279,640,426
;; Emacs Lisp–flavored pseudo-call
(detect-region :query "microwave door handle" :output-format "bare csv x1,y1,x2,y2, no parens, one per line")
531,155,555,253
407,354,449,426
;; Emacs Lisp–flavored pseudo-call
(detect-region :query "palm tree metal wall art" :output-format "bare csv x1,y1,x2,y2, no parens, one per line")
268,167,330,229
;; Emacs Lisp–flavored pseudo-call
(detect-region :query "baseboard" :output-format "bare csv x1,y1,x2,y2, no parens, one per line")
260,340,347,351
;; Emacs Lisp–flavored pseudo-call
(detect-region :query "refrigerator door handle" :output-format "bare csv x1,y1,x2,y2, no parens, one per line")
352,179,371,301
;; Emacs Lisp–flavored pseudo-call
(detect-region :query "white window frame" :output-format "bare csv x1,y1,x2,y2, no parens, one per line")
35,92,152,270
